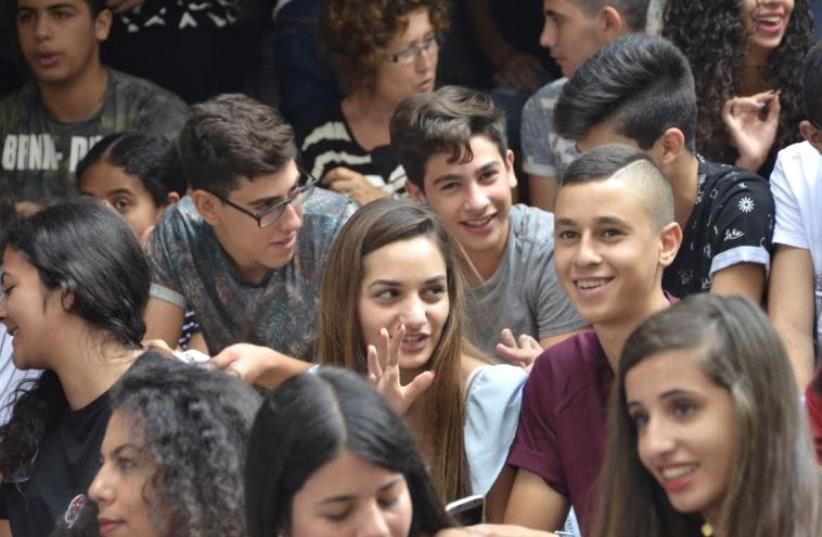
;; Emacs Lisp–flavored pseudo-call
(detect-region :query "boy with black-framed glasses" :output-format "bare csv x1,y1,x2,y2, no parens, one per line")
144,93,355,358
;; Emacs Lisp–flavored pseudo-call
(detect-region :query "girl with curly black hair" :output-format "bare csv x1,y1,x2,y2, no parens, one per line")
664,0,815,175
0,200,157,537
85,357,261,537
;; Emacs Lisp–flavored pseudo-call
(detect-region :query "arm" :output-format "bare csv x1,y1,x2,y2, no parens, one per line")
528,175,560,212
486,465,517,522
709,262,766,303
211,343,312,389
503,468,569,531
768,245,815,390
144,298,185,348
0,520,10,537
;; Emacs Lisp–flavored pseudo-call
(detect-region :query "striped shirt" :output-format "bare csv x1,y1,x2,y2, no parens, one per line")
297,103,407,196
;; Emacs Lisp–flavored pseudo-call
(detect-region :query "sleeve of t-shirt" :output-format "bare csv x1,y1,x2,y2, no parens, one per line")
145,210,187,309
708,173,774,276
770,151,808,250
507,351,569,497
464,364,526,495
520,88,560,177
136,91,189,142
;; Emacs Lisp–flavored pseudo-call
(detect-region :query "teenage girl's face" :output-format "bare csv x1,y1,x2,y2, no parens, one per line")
358,236,450,372
0,246,65,370
88,409,162,537
79,161,166,243
625,349,739,525
740,0,794,55
372,8,438,105
289,449,413,537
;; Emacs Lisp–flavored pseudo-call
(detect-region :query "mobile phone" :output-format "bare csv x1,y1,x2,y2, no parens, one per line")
445,494,485,526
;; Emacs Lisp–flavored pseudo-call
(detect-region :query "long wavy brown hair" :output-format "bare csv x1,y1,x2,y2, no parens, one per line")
590,295,822,537
320,0,449,93
663,0,814,166
316,198,474,502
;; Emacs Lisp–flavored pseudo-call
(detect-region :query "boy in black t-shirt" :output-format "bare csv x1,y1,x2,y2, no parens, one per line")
555,34,774,303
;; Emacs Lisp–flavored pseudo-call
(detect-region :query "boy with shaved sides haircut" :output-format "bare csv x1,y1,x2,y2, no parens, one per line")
0,0,187,207
498,144,681,534
390,85,585,366
522,0,649,211
555,34,774,303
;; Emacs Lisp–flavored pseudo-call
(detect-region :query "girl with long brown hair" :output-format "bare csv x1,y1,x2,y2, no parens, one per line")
591,294,821,537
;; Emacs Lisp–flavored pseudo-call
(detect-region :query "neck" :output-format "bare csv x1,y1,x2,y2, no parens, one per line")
212,227,270,284
51,325,140,411
39,62,108,123
343,89,399,129
667,152,700,228
466,224,510,282
740,48,771,95
594,287,670,372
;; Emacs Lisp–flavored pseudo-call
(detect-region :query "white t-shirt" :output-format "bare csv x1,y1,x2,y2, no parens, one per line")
770,141,822,355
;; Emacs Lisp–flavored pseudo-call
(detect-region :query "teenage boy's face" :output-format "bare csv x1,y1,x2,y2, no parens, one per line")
205,160,304,276
553,176,666,326
540,0,605,77
412,135,516,263
16,0,110,86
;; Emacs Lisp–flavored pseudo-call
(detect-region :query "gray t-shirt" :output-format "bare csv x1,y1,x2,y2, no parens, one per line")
465,204,586,357
0,68,188,203
146,191,356,357
520,78,579,179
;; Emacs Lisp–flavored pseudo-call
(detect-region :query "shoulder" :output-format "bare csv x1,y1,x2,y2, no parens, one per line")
772,142,821,187
529,330,603,386
522,79,567,121
107,69,187,113
699,158,772,208
509,204,556,250
148,198,207,252
0,82,37,127
303,188,357,220
296,103,347,145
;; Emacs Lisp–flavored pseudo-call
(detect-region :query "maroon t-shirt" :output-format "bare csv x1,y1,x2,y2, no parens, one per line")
507,330,613,534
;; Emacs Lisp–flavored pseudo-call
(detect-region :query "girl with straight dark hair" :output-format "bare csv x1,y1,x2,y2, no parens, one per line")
245,367,453,537
0,200,160,537
591,294,821,537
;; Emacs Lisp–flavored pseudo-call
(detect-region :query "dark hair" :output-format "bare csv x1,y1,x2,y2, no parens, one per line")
804,40,822,126
390,85,507,190
320,0,449,92
177,94,297,197
0,200,149,478
14,0,108,16
663,0,814,162
245,367,453,537
108,358,262,537
591,294,822,537
76,132,186,204
555,34,697,152
572,0,650,32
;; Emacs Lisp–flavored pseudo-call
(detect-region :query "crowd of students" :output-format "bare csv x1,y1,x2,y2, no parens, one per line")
0,0,821,536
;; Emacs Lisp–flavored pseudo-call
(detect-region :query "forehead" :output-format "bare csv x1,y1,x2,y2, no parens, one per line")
228,160,299,200
17,0,90,10
362,236,446,280
556,177,651,223
388,7,433,46
625,348,714,399
422,135,505,182
80,161,150,193
544,0,591,17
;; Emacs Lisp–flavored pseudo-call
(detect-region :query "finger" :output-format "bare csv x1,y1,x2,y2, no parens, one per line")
766,93,781,121
500,328,518,349
495,343,529,364
378,328,391,370
404,370,435,403
367,345,382,383
519,334,542,351
388,324,404,369
143,338,174,353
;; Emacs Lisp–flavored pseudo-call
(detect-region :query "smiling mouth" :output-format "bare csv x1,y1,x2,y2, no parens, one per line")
461,215,495,228
574,277,613,290
661,465,696,480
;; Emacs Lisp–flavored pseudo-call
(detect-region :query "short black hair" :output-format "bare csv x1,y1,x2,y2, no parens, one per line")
804,40,822,126
390,85,507,190
571,0,650,32
555,34,697,152
177,94,297,197
14,0,108,16
76,132,186,205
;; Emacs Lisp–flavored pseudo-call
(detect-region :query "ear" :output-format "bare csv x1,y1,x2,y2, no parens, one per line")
658,222,683,267
191,189,222,225
599,6,626,41
652,128,686,167
799,120,822,152
504,149,518,189
165,191,181,205
94,9,112,42
59,286,75,312
405,179,426,202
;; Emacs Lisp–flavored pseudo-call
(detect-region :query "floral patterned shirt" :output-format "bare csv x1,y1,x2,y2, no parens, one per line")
662,156,774,298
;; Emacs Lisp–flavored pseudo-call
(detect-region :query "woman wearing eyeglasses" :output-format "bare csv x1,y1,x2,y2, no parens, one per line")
296,0,449,206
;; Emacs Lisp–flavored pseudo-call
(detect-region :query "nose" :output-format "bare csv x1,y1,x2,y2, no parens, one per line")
573,232,601,267
0,295,6,324
277,201,303,233
399,295,426,331
415,46,436,73
539,19,557,49
34,15,52,40
640,415,677,461
463,182,490,214
357,500,391,537
87,466,112,506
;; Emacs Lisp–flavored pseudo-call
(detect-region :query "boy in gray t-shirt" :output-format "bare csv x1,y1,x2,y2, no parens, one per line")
391,86,585,365
144,94,355,357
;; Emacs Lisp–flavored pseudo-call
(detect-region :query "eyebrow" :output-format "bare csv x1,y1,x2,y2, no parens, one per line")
108,443,146,458
626,388,698,408
432,173,463,187
105,188,136,197
367,275,446,289
475,162,500,176
317,477,404,506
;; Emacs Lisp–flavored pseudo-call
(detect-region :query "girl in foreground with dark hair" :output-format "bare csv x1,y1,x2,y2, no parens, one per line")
0,200,160,537
591,294,821,537
245,366,453,537
664,0,815,175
